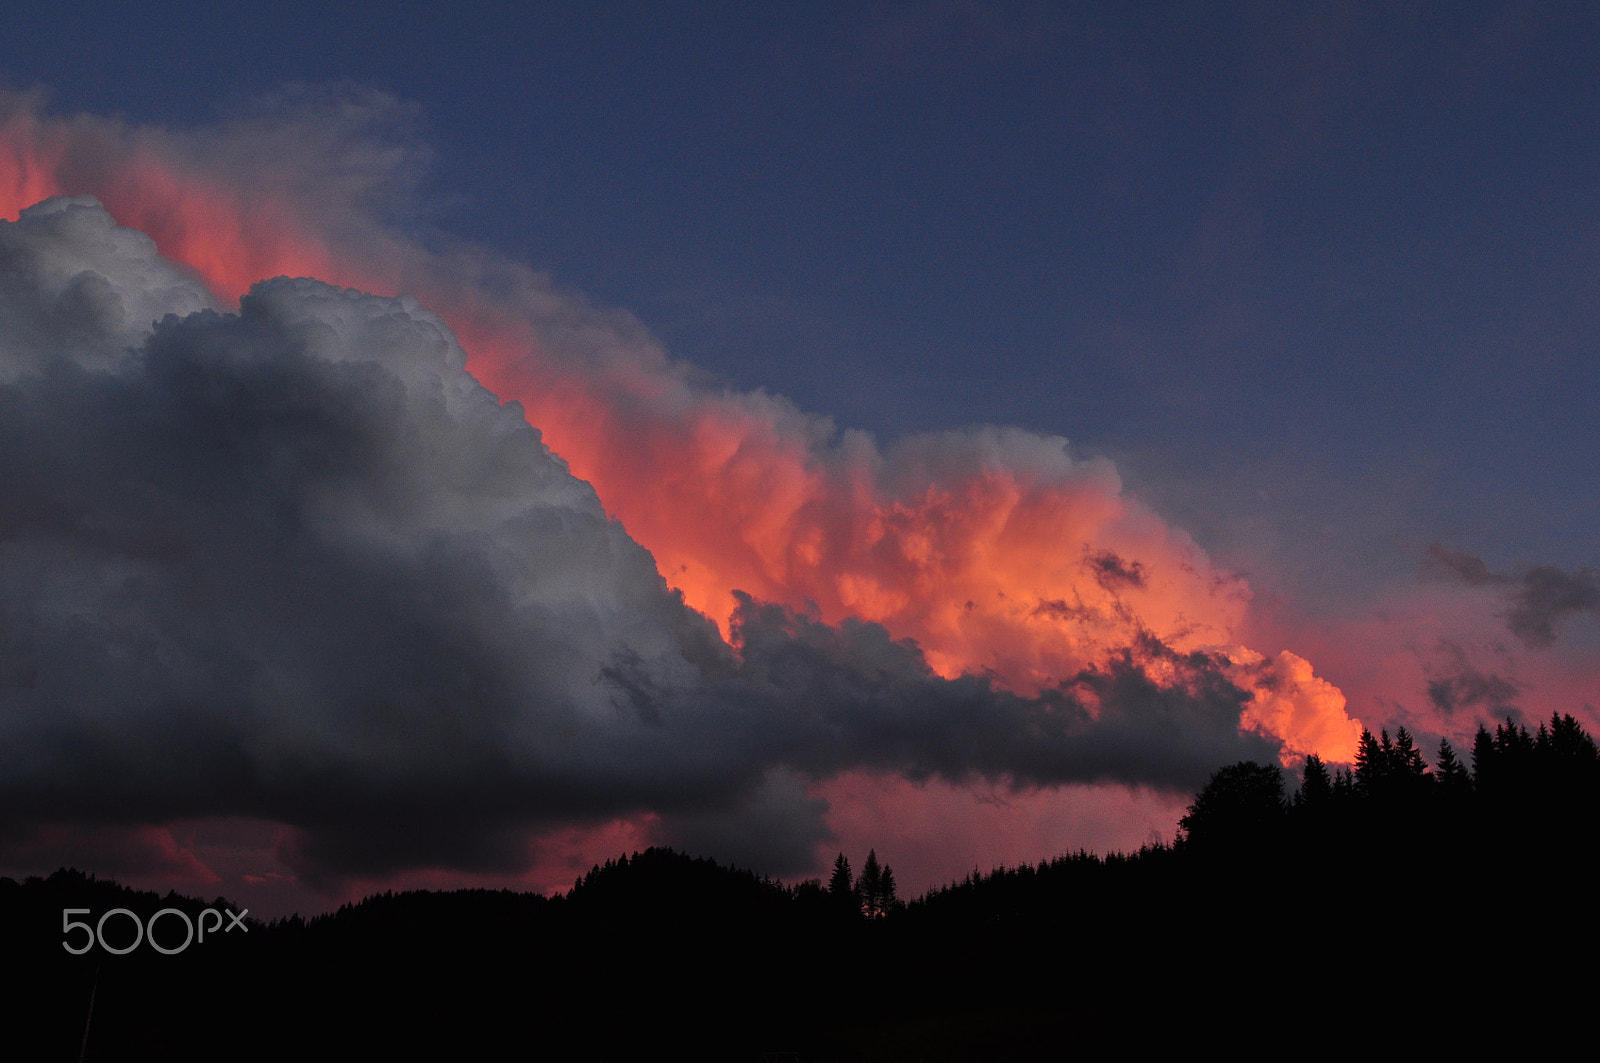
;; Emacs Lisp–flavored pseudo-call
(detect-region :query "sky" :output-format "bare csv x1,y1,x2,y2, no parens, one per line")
1,2,1597,916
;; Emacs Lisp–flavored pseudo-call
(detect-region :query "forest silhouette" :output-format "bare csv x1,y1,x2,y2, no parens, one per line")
7,712,1597,1059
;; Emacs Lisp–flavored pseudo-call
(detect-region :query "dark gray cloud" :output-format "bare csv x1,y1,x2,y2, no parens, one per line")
1423,542,1600,648
1425,641,1521,717
0,195,215,376
724,595,1275,791
1085,548,1146,591
1421,542,1499,587
1505,565,1600,648
655,768,834,875
0,198,1280,887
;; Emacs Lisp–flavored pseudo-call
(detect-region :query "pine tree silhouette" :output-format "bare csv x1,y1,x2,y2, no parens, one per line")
858,850,884,917
828,852,855,915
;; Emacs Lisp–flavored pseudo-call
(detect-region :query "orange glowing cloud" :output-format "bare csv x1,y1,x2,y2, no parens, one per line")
1252,580,1600,763
0,99,343,300
1227,648,1362,764
0,92,1363,769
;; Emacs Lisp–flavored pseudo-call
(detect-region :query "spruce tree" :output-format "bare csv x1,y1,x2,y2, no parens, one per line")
879,863,899,914
857,850,884,917
1436,738,1471,797
1297,754,1332,809
1471,723,1495,789
1354,729,1383,795
828,853,854,907
1393,727,1430,779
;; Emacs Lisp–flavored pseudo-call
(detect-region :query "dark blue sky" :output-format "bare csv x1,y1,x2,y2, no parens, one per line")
5,0,1600,913
5,1,1597,602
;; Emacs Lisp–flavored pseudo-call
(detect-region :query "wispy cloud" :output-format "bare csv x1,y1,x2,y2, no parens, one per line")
1423,542,1600,648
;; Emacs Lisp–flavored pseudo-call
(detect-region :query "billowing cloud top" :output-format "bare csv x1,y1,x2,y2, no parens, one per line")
0,197,1287,885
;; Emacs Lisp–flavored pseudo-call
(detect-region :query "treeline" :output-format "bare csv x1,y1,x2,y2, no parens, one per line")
9,713,1599,1058
910,712,1600,941
6,849,919,1061
1178,712,1600,859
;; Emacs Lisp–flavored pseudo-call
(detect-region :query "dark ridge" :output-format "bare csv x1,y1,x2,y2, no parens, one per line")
8,713,1598,1059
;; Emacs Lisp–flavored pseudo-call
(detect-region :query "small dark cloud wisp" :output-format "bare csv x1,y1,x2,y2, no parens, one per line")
1422,542,1600,648
1424,641,1521,717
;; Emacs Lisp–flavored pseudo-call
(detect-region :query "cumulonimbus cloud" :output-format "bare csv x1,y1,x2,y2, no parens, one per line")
0,196,1286,885
1,89,1365,759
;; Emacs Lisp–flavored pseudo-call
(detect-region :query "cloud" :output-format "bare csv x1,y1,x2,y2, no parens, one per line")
0,197,1285,888
725,594,1278,789
1229,647,1361,764
0,195,216,375
1505,566,1600,648
655,768,834,876
0,198,729,876
1420,542,1499,587
0,90,1367,767
1423,542,1600,648
1424,641,1521,718
1086,548,1147,590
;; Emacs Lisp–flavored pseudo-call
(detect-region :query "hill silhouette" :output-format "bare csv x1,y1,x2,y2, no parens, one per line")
7,713,1598,1058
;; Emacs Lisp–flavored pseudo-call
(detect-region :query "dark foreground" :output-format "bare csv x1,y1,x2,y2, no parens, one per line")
8,717,1598,1059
